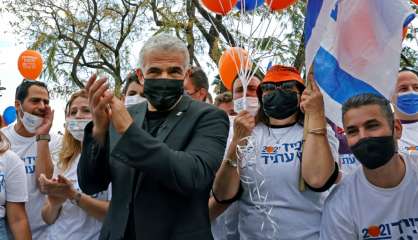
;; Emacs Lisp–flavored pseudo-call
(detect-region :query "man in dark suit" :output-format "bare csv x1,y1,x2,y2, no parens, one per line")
77,33,229,240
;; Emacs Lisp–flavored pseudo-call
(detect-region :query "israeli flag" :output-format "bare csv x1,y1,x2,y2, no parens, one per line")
305,0,415,127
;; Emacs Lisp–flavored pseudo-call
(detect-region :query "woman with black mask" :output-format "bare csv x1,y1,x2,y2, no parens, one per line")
210,65,340,240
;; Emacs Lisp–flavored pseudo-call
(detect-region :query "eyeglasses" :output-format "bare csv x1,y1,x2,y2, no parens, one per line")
185,89,201,96
261,81,298,93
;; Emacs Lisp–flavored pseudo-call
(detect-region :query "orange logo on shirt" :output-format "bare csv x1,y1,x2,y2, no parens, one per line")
407,146,418,151
368,225,380,237
265,146,274,154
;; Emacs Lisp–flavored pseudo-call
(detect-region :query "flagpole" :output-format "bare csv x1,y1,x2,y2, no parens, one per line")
299,66,314,192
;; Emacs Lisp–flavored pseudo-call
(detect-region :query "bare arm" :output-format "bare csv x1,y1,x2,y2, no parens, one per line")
76,194,109,221
208,196,230,221
35,106,55,183
211,141,241,201
212,111,254,201
300,77,336,188
35,140,54,181
40,174,109,223
6,202,31,240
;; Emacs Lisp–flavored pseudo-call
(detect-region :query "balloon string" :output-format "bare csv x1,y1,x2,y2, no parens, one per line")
237,135,279,238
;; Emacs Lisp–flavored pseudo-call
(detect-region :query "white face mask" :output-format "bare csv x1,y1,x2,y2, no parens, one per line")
124,95,146,107
234,97,260,117
19,109,43,134
66,119,91,141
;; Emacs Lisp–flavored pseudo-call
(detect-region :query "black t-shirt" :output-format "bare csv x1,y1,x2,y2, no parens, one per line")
124,110,170,238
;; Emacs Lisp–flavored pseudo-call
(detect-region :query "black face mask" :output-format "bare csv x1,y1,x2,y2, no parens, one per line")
262,89,299,119
350,136,396,170
143,78,184,111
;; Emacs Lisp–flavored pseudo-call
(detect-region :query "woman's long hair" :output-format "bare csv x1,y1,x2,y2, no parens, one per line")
58,90,88,172
0,132,10,154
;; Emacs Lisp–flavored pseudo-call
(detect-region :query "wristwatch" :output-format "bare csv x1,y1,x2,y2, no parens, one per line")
36,134,51,142
225,158,238,168
70,192,82,206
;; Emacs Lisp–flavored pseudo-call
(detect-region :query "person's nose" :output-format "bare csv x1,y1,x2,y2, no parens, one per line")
358,128,368,140
160,71,170,79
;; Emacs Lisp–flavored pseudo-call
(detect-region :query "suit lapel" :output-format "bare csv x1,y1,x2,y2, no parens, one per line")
109,103,147,199
134,96,192,197
156,96,191,142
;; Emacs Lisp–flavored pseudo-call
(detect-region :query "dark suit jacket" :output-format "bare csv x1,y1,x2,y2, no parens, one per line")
77,96,229,240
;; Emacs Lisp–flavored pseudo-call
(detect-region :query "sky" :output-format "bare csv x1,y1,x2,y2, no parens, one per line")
0,4,417,134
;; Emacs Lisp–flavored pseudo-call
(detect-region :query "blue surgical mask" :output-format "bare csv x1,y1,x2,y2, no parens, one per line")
396,91,418,116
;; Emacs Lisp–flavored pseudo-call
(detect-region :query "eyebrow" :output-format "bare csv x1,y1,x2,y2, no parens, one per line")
146,67,161,73
363,119,380,126
168,67,183,73
346,119,380,130
30,97,49,103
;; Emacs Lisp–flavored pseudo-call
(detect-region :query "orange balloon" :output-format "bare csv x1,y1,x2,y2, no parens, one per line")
265,0,298,11
201,0,238,15
219,47,252,90
18,50,43,80
413,0,418,4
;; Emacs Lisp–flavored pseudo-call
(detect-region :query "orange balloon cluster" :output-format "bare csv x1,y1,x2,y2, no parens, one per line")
201,0,238,15
17,50,43,80
265,0,297,11
219,47,252,90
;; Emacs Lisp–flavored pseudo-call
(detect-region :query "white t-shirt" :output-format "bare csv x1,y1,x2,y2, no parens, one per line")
0,150,28,218
1,124,61,240
46,154,109,240
320,153,418,240
238,123,339,240
399,121,418,157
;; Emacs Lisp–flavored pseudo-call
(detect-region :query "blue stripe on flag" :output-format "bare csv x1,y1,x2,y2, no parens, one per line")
304,0,324,45
313,47,383,104
330,1,338,21
404,13,416,27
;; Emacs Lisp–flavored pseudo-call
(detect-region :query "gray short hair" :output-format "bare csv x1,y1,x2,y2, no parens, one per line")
138,33,190,69
342,93,394,129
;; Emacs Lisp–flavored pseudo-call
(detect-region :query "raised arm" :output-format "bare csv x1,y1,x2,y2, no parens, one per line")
78,74,113,194
300,77,338,189
35,106,55,184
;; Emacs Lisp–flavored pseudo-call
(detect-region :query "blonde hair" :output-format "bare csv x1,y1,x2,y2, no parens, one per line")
0,132,10,154
58,90,88,172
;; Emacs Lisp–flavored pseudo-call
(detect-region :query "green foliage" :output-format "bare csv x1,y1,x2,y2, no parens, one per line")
4,1,417,98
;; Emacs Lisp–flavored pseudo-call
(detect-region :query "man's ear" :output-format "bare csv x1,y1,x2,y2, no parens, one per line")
394,118,403,140
15,100,23,119
185,68,192,80
201,88,209,101
136,68,144,85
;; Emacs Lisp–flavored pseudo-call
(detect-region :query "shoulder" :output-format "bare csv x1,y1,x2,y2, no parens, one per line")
0,150,24,169
325,171,358,210
0,125,14,137
403,153,418,175
190,99,221,112
189,100,228,119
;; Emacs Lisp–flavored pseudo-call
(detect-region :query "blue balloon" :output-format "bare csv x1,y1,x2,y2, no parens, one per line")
236,0,264,11
3,106,17,125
